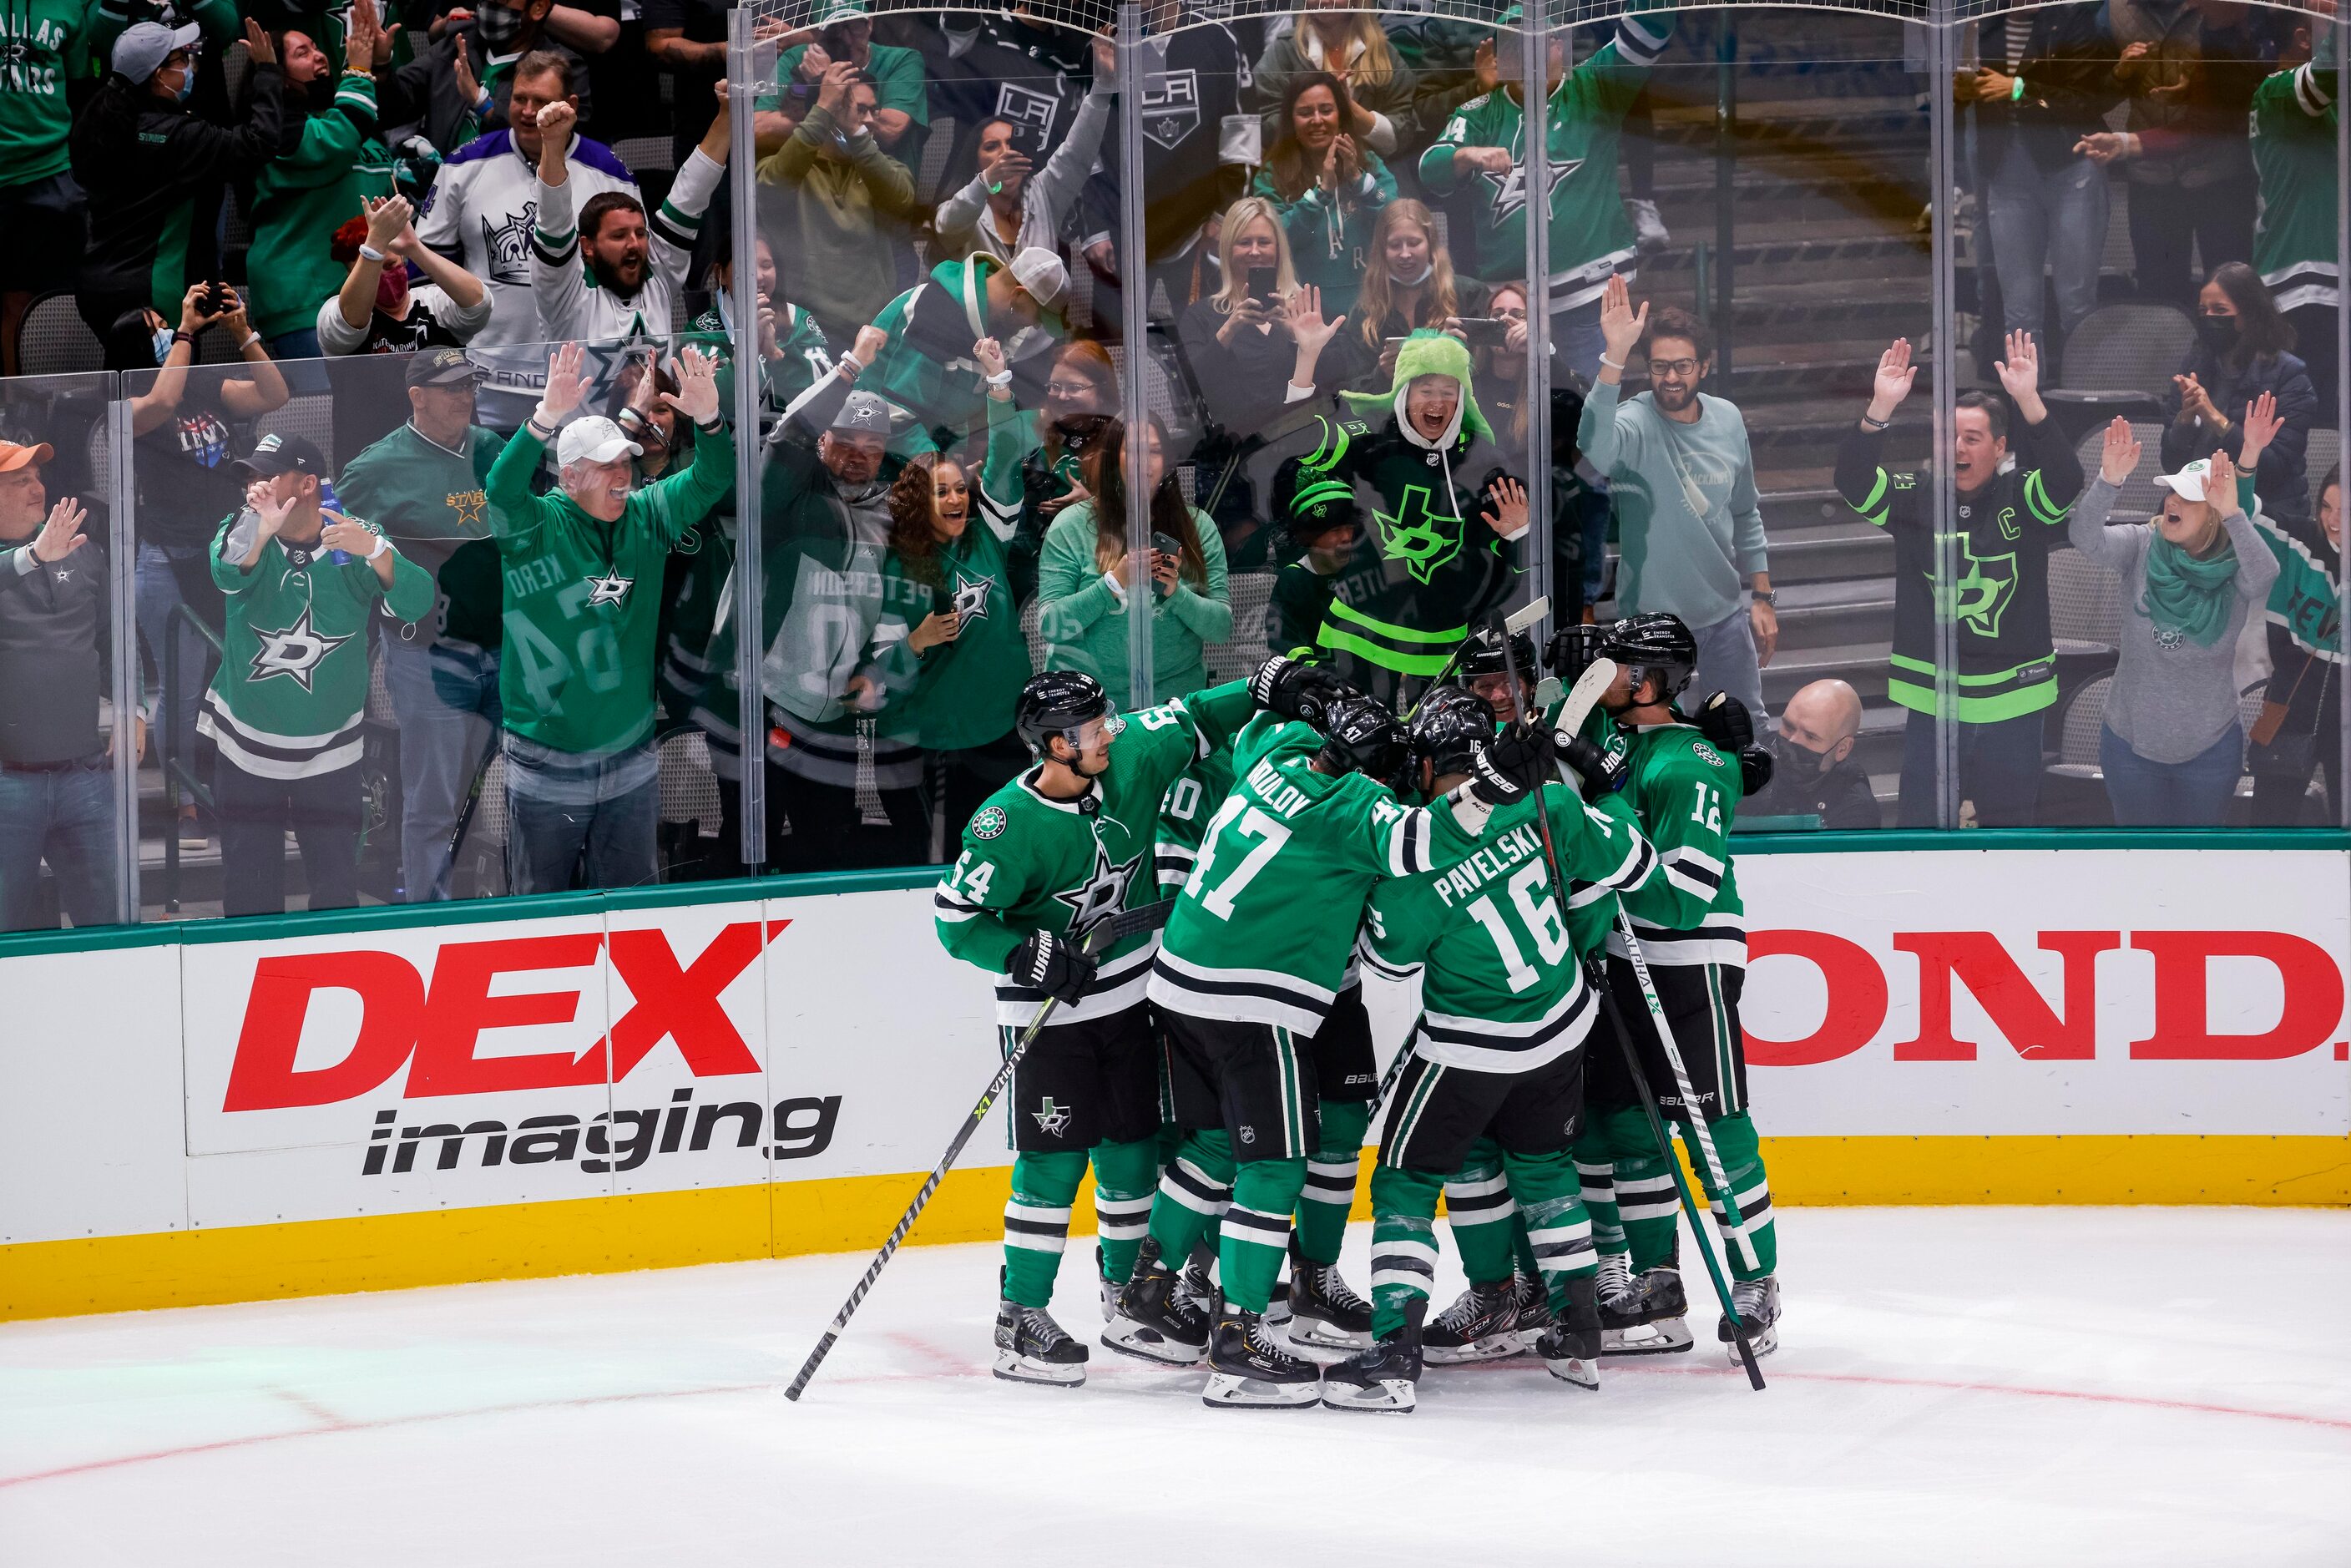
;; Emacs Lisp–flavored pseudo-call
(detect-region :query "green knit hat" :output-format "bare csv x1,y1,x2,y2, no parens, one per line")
1338,329,1494,446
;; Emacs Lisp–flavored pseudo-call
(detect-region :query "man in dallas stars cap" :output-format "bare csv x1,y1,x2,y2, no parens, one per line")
200,432,433,918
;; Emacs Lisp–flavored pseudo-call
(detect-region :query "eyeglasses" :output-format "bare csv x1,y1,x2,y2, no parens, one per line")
1650,358,1702,377
1493,307,1528,322
1044,382,1097,399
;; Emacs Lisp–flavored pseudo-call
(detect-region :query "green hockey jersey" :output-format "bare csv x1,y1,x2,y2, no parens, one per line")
333,420,508,650
2250,60,2339,314
937,680,1257,1029
1417,9,1671,305
200,511,433,779
1147,710,1501,1034
864,507,1031,751
1605,716,1747,969
1361,779,1656,1073
488,415,736,756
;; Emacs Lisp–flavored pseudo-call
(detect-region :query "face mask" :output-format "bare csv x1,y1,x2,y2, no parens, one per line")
475,5,527,48
2195,314,2241,356
1767,728,1832,778
1389,258,1433,288
376,269,408,315
169,66,192,102
151,326,174,365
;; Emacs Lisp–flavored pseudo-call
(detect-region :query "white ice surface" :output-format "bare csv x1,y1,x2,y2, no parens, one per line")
4,1207,2348,1566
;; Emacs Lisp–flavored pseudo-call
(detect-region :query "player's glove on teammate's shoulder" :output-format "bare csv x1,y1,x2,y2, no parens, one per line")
1008,929,1097,1007
1249,654,1350,727
1545,621,1608,683
1691,690,1773,797
1737,745,1773,797
1469,723,1557,806
1558,733,1627,800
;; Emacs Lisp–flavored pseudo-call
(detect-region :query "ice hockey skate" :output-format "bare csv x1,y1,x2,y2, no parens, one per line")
1536,1277,1604,1389
1100,1237,1208,1366
1600,1258,1695,1356
1322,1300,1425,1414
993,1301,1088,1388
1202,1302,1323,1410
1284,1241,1373,1350
1422,1279,1522,1364
1721,1274,1782,1359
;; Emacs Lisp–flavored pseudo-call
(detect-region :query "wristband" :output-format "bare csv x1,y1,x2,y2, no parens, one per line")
695,412,723,433
984,369,1013,388
358,244,389,263
1598,355,1625,372
1861,412,1890,431
2011,74,2027,101
171,331,195,346
240,332,263,352
367,534,390,560
528,415,559,442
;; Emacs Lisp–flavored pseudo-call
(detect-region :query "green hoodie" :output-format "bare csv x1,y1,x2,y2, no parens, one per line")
0,0,95,190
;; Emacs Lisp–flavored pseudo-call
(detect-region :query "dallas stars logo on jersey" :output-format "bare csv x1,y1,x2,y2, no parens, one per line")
951,570,993,622
248,604,354,692
1483,149,1580,224
1054,837,1145,943
585,572,635,608
1939,537,2019,639
1373,484,1466,584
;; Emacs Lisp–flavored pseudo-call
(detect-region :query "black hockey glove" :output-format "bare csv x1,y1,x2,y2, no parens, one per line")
1559,734,1628,800
1545,621,1608,683
1737,743,1775,798
1008,929,1097,1007
1469,724,1557,806
1693,690,1756,754
1249,654,1349,727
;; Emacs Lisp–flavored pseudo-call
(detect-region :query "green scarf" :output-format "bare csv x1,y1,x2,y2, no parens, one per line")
2139,532,2241,647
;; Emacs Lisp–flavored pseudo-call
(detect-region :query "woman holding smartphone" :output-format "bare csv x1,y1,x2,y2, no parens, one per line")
1035,416,1231,708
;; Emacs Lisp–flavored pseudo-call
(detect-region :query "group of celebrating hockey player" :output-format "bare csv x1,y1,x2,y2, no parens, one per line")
934,596,1782,1413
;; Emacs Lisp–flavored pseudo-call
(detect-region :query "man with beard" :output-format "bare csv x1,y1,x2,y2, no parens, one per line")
1742,678,1882,830
529,81,729,342
1581,280,1772,718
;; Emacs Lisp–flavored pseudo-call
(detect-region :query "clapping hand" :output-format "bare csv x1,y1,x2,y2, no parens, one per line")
2174,370,2218,424
973,335,1009,382
363,194,412,256
2097,415,2143,486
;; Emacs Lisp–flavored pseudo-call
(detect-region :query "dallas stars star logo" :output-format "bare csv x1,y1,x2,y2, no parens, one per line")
951,570,993,623
1933,537,2019,640
1032,1096,1073,1137
449,489,487,530
248,604,352,691
1372,483,1467,584
1483,149,1580,224
585,572,635,609
1053,835,1144,944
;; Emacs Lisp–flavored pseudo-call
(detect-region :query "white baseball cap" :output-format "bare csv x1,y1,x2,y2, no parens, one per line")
2153,458,2218,504
557,415,643,468
1009,246,1067,309
114,21,200,84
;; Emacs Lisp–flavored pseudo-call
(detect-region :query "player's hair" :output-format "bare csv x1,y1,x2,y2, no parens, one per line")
1642,304,1712,367
1210,197,1300,317
1085,415,1207,590
885,451,967,592
579,191,648,247
511,48,574,95
1955,389,2008,443
1355,200,1460,354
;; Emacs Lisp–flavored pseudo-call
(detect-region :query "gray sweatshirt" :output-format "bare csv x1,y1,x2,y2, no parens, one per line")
2067,476,2279,764
1577,379,1767,630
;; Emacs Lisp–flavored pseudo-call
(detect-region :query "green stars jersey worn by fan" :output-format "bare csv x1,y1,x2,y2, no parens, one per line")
1835,409,2083,724
936,680,1258,1029
333,421,508,650
200,513,435,778
1148,711,1500,1035
2250,55,2339,315
1361,781,1656,1072
1417,8,1671,308
863,507,1032,751
488,414,736,757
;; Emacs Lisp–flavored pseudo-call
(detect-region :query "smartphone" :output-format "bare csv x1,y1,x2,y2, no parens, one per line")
205,280,235,317
1150,531,1182,599
1245,265,1279,306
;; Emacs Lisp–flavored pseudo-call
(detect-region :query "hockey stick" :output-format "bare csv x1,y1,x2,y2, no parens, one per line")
1400,596,1549,721
785,898,1176,1402
1585,962,1766,1392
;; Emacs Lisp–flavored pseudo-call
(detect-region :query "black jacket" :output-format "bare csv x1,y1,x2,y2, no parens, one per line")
1970,4,2121,174
1747,752,1883,831
374,20,594,154
2160,343,2319,520
70,67,300,307
0,535,124,765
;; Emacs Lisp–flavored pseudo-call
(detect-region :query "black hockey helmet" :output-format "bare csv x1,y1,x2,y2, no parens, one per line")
1601,612,1699,703
1408,685,1495,783
1014,670,1115,758
1459,623,1538,682
1316,692,1409,787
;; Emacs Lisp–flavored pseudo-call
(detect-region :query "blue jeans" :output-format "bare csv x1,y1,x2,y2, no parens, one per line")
1984,141,2110,359
1550,297,1608,387
1690,605,1767,720
2100,723,2244,827
503,736,660,894
1896,707,2045,827
0,759,117,930
380,633,502,902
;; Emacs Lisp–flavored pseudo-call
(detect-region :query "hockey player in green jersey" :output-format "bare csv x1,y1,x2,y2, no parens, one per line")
1330,685,1658,1411
934,666,1268,1388
1418,4,1671,377
202,433,434,916
1112,665,1556,1408
1271,331,1529,708
489,339,733,894
1571,613,1783,1358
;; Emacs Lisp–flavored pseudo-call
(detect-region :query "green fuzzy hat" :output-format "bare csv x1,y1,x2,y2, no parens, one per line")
1338,329,1494,447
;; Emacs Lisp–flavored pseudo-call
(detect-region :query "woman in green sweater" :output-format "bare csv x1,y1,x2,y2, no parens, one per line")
863,447,1034,832
1036,414,1231,708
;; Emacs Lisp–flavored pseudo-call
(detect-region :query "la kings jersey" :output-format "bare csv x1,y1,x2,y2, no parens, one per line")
1417,7,1671,307
937,681,1257,1029
201,513,435,778
2251,59,2339,314
1148,711,1498,1034
1361,781,1657,1074
1604,718,1747,969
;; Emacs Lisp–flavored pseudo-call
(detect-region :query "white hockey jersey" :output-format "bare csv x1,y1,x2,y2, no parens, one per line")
531,145,725,345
